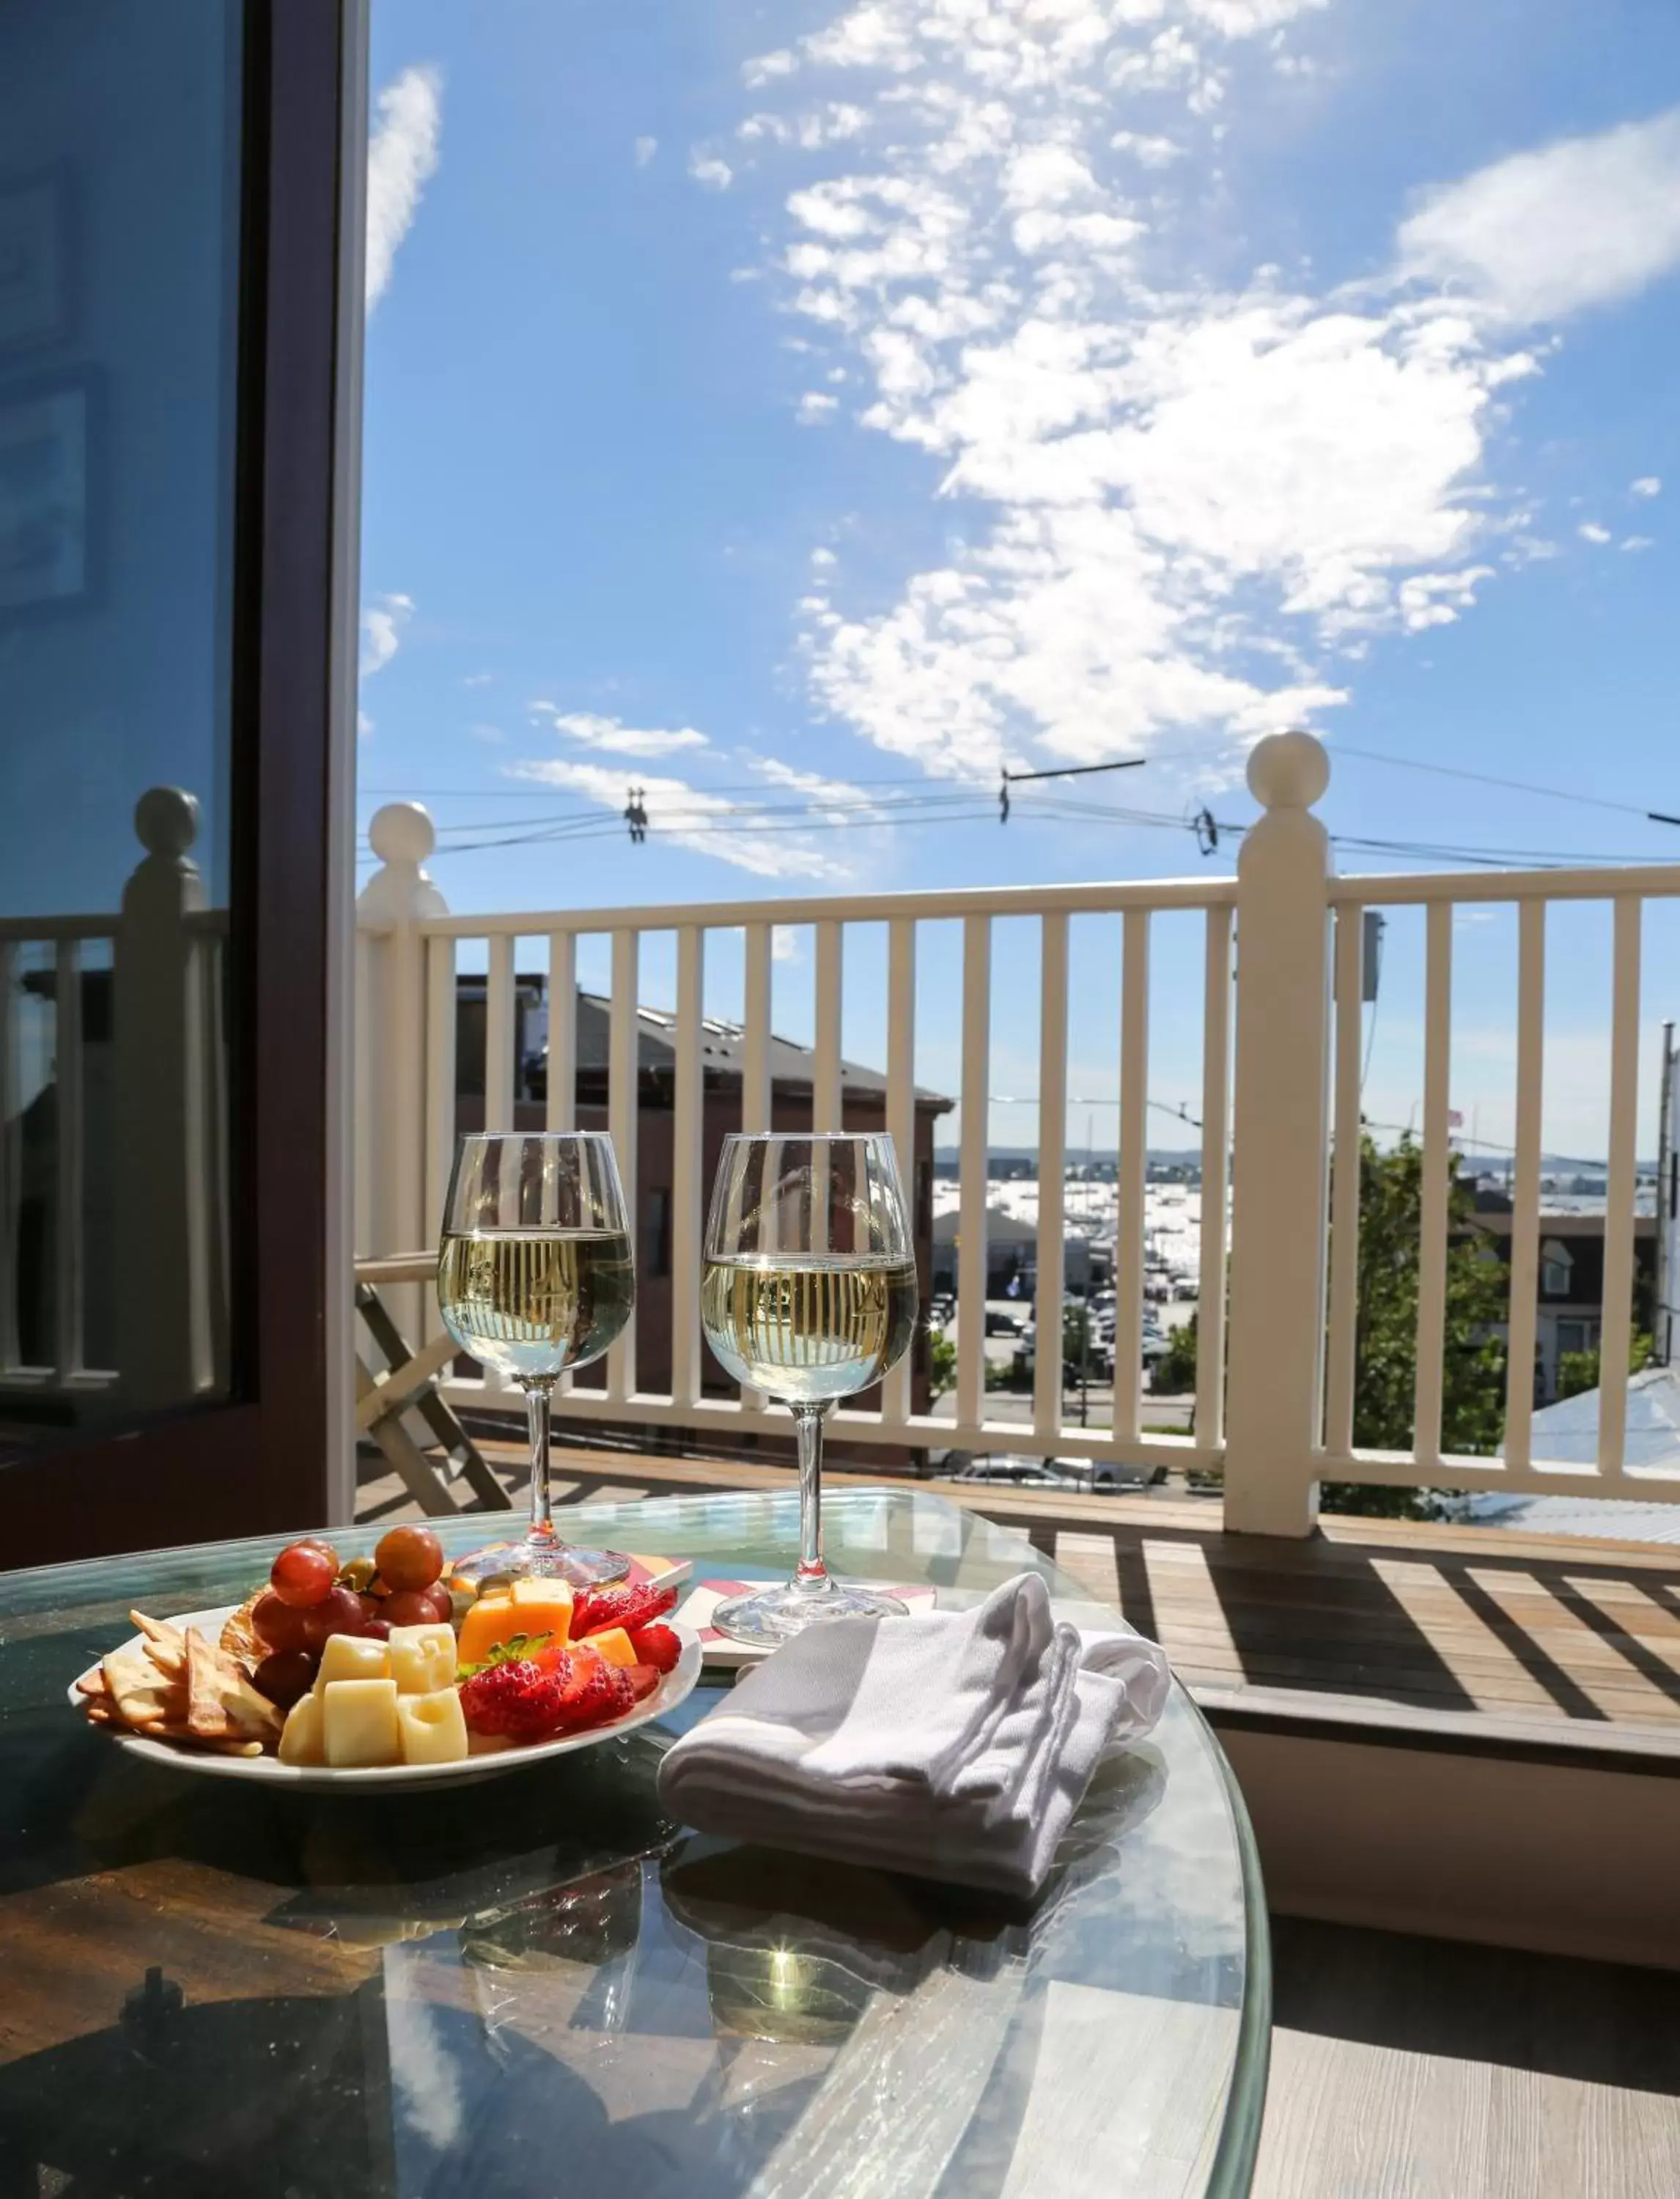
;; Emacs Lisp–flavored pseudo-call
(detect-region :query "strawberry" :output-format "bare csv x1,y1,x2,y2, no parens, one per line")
551,1644,636,1732
572,1580,678,1640
625,1663,661,1703
457,1655,572,1740
627,1622,681,1674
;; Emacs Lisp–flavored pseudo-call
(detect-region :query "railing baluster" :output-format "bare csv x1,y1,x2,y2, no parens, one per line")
883,917,917,1429
423,936,457,1341
484,933,516,1133
608,927,639,1400
814,919,844,1132
1503,900,1545,1473
1035,914,1068,1446
671,925,705,1409
52,940,84,1382
1413,900,1453,1470
353,928,373,1258
545,931,575,1132
1116,910,1150,1445
956,916,991,1432
742,924,771,1133
1325,905,1364,1456
1197,906,1233,1450
1599,895,1642,1479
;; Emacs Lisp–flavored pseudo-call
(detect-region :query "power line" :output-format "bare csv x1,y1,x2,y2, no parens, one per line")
1335,743,1680,830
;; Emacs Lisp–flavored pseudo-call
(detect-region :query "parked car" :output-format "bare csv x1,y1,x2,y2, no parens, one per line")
950,1454,1088,1489
984,1308,1027,1338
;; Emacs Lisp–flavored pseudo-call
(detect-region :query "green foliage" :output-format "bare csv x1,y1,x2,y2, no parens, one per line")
927,1325,957,1399
1556,1329,1651,1404
1155,1312,1199,1398
1319,1134,1508,1519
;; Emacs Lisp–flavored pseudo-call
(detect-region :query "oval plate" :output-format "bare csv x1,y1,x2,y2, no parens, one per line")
69,1606,702,1791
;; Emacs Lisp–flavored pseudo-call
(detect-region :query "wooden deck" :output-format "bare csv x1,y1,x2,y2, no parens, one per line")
367,1440,1680,1764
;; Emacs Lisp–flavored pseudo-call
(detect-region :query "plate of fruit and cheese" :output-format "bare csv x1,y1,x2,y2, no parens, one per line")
70,1528,701,1789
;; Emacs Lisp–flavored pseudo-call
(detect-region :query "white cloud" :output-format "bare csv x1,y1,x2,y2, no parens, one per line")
358,710,374,740
360,591,413,677
634,135,658,167
1632,475,1662,498
528,704,710,759
1621,535,1656,553
1396,107,1680,324
366,66,442,307
504,760,846,879
1110,130,1186,168
797,390,840,423
689,153,734,191
461,671,494,688
1578,521,1613,545
469,723,505,745
771,925,803,961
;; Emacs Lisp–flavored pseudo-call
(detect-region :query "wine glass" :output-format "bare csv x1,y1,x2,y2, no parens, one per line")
701,1132,916,1645
438,1132,635,1588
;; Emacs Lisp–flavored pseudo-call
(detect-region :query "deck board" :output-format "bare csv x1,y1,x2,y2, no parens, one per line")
362,1440,1680,1753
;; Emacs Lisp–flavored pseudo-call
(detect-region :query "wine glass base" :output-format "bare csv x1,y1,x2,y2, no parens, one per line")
711,1576,907,1648
450,1537,631,1591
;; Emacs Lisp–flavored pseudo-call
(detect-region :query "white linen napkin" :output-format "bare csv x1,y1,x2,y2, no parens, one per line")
655,1573,1170,1899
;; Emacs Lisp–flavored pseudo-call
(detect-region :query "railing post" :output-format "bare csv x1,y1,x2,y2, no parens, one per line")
356,803,446,1338
1223,732,1333,1536
113,789,215,1409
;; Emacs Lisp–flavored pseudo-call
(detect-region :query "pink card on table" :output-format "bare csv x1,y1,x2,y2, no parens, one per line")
677,1577,940,1666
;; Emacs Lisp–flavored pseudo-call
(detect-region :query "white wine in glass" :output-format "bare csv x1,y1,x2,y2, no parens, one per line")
701,1133,916,1645
438,1132,635,1588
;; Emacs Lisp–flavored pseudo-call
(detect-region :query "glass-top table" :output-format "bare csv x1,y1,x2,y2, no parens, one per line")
0,1486,1269,2197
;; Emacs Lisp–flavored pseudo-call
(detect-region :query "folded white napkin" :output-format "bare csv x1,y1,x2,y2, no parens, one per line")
656,1573,1170,1899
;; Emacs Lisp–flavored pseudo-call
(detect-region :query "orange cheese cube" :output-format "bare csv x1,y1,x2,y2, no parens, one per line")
455,1585,574,1668
586,1627,638,1669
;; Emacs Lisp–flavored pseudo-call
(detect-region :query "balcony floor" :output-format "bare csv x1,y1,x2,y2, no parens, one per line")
364,1437,1680,1758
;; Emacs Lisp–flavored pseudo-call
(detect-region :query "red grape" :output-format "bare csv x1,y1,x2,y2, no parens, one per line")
270,1539,338,1609
361,1617,392,1643
375,1525,445,1593
379,1587,451,1629
251,1591,311,1654
298,1583,366,1650
423,1580,454,1622
251,1650,317,1708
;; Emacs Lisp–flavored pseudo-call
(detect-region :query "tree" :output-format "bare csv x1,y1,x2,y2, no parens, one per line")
1155,1311,1198,1398
1322,1134,1507,1517
927,1325,957,1400
1150,1135,1511,1517
1556,1329,1651,1404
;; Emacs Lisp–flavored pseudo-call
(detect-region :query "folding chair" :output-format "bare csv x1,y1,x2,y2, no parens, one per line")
353,1253,509,1516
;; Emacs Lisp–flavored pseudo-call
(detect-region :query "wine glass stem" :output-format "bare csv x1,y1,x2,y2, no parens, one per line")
793,1402,830,1591
523,1378,557,1547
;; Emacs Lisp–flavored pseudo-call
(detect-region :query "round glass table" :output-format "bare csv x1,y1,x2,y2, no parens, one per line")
0,1486,1269,2196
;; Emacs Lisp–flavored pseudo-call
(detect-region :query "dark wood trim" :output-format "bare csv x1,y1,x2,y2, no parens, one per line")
3,1,350,1566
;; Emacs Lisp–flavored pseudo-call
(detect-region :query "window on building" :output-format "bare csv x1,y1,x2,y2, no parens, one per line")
1541,1240,1574,1297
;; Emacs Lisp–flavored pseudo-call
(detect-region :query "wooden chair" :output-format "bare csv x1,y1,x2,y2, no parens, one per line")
353,1254,509,1516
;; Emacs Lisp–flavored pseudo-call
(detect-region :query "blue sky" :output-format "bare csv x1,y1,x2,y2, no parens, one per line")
360,0,1680,1156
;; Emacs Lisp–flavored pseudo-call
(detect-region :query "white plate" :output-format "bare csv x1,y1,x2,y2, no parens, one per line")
69,1606,703,1791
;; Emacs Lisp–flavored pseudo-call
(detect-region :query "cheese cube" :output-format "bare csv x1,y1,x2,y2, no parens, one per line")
279,1690,325,1765
586,1627,638,1669
388,1624,457,1695
323,1677,402,1767
314,1632,391,1692
396,1688,469,1766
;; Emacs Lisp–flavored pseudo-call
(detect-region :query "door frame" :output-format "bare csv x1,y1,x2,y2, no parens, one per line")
6,0,365,1566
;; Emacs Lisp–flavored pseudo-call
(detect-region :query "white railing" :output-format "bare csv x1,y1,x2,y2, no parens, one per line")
356,733,1680,1536
0,789,229,1412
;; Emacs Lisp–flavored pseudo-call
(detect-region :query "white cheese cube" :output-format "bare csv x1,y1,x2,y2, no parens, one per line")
279,1690,325,1765
388,1623,457,1695
395,1688,470,1765
323,1677,402,1767
314,1632,391,1692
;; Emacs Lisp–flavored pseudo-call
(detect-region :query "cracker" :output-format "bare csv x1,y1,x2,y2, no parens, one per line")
185,1628,281,1742
75,1668,108,1699
103,1645,185,1728
130,1610,188,1677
